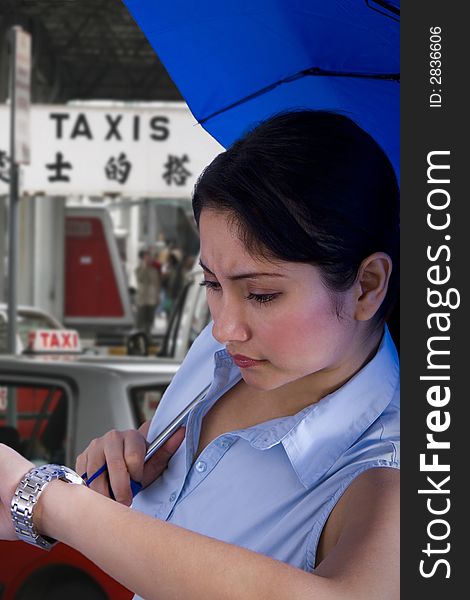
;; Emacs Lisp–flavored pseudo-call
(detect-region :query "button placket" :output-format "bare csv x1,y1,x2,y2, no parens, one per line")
177,362,242,502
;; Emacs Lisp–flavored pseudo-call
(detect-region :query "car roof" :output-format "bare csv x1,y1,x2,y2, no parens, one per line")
0,304,63,328
0,353,181,382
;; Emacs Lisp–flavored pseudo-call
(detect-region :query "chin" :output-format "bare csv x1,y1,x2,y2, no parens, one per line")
240,372,272,391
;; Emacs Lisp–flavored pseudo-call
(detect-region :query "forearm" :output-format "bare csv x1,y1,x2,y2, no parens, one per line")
37,481,339,600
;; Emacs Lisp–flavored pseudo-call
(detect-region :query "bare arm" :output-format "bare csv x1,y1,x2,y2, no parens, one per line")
34,466,399,600
0,445,398,599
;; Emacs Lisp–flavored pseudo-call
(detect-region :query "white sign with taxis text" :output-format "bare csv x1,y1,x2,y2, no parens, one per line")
0,103,223,196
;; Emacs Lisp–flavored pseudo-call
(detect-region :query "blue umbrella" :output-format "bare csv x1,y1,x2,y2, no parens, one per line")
122,0,399,177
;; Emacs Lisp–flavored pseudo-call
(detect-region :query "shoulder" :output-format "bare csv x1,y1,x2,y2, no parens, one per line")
311,374,399,566
332,467,400,534
315,467,399,597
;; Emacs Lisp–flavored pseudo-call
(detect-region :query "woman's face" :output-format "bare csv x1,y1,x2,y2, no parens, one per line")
199,210,369,392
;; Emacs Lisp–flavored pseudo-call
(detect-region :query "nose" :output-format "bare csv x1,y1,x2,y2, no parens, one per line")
211,297,251,345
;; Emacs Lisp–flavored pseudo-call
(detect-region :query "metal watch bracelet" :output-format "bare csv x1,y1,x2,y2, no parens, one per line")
11,464,86,551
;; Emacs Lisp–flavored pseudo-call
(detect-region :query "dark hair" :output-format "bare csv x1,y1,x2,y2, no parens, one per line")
193,111,399,327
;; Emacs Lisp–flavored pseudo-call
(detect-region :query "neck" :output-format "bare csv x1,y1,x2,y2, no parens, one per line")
266,325,385,416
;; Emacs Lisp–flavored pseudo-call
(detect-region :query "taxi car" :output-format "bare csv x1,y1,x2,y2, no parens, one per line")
0,353,180,600
0,303,64,354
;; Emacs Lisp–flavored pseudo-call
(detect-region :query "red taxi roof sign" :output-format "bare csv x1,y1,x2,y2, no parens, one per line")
27,329,82,353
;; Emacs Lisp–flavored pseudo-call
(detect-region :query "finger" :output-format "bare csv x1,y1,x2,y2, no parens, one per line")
162,426,186,456
142,427,186,488
81,438,110,498
75,450,87,478
123,431,147,484
103,433,132,506
138,419,151,437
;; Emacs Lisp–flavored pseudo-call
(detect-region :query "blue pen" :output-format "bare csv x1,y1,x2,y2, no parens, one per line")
82,383,211,498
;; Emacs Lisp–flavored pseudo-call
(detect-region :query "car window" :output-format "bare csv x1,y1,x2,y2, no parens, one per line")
16,313,59,348
130,384,169,425
0,383,69,466
0,312,59,353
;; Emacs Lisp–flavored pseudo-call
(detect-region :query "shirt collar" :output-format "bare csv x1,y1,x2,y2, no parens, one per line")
282,327,399,487
210,327,399,488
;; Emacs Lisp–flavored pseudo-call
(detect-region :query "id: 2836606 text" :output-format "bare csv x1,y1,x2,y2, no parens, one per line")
429,26,443,108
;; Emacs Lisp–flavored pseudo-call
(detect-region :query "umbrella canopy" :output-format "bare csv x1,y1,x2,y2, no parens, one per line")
122,0,399,177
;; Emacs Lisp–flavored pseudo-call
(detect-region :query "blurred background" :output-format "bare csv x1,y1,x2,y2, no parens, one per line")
0,0,222,358
0,3,218,594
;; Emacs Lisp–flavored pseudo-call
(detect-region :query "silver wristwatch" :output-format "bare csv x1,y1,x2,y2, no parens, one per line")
11,464,86,550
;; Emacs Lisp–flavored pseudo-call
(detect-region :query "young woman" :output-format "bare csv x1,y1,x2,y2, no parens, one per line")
0,111,400,599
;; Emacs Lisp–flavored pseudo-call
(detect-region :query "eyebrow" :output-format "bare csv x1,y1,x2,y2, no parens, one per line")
199,259,286,281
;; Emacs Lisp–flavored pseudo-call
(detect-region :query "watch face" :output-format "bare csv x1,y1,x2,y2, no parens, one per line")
60,466,87,485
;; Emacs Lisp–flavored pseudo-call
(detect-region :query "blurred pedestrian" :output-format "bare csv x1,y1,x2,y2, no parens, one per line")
162,251,184,313
135,249,161,339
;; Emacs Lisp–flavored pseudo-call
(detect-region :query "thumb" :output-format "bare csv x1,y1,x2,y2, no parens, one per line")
142,427,186,488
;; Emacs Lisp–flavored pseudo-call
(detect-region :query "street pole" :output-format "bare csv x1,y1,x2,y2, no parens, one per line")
6,25,31,427
7,27,19,353
6,27,19,428
7,159,19,354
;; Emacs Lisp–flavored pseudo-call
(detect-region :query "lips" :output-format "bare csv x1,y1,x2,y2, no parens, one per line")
230,354,266,368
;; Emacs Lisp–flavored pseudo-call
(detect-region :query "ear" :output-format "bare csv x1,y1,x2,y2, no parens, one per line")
354,253,393,321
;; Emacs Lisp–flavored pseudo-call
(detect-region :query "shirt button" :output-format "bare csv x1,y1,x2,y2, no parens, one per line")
218,440,229,449
169,492,177,502
195,461,207,473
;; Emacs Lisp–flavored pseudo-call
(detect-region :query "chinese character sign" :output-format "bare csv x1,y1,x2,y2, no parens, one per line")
105,153,132,184
46,152,72,182
0,104,223,196
162,154,192,186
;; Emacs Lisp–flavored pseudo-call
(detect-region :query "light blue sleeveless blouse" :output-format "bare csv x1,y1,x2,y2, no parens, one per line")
132,323,399,597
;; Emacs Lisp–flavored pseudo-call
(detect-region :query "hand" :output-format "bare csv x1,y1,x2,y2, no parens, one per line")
76,423,185,506
0,443,34,540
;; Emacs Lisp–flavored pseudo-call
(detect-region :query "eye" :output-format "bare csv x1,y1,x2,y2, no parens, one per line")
245,292,280,305
200,281,280,305
200,280,221,291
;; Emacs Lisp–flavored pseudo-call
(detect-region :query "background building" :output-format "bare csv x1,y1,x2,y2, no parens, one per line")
0,0,219,342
